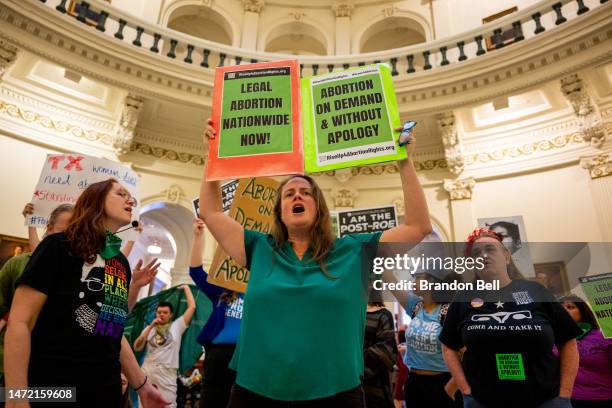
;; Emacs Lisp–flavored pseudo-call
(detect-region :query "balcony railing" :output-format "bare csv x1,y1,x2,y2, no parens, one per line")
36,0,608,77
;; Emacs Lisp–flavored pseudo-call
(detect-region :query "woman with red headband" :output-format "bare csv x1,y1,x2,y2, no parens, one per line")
439,228,581,408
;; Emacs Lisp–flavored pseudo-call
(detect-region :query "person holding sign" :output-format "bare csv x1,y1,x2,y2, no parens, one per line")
557,295,612,407
200,118,432,406
188,218,243,408
4,179,168,408
440,228,581,408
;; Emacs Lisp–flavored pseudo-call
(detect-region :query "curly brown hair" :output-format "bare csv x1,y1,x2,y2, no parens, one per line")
271,175,335,277
65,178,117,264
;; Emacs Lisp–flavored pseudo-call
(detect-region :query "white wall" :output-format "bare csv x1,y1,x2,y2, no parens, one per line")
471,165,603,242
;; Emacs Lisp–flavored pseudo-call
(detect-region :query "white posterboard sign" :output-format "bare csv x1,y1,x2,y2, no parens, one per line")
26,154,140,231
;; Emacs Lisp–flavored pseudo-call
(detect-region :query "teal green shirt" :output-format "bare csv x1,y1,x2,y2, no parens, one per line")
229,229,382,401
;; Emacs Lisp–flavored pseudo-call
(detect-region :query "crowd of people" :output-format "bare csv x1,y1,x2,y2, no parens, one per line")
0,118,609,408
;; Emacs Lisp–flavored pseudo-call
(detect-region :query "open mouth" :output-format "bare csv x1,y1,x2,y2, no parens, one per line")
124,207,132,214
292,203,305,214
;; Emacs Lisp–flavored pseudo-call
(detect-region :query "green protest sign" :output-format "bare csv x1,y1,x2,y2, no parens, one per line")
302,64,404,173
219,68,293,157
579,272,612,338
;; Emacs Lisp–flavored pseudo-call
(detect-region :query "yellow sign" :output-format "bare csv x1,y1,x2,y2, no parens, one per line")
207,177,279,292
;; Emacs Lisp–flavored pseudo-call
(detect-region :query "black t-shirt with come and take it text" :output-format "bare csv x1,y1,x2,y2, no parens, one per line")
439,279,581,407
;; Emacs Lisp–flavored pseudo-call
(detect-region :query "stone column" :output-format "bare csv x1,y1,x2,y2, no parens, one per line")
443,178,475,241
332,3,353,55
580,152,612,268
170,264,191,286
241,0,265,50
430,0,453,39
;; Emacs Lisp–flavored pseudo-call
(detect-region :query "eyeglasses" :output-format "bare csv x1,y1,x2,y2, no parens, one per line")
115,189,138,206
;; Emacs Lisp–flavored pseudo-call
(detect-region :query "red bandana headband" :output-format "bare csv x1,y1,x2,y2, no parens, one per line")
464,227,503,257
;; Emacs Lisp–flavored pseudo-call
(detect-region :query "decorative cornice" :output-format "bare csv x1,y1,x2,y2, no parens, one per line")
129,142,205,165
1,0,609,115
0,38,18,81
242,0,264,13
465,133,586,164
0,100,113,144
0,86,115,130
580,153,612,179
321,159,449,177
444,178,475,201
0,99,205,165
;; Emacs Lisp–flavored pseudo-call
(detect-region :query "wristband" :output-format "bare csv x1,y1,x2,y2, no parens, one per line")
134,375,148,391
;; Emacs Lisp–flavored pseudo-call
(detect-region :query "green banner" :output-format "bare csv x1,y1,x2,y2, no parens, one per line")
124,285,212,373
579,272,612,338
302,64,403,173
219,67,293,157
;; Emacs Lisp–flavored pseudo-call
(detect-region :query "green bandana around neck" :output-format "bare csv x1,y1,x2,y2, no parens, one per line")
100,231,122,260
155,323,171,338
576,322,592,340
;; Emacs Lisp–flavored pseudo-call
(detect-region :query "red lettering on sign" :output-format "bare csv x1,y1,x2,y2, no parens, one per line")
64,156,84,171
48,156,64,170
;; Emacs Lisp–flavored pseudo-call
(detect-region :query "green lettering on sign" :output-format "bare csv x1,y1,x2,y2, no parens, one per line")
495,353,525,381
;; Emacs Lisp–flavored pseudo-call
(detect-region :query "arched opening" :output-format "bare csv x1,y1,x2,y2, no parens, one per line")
263,22,329,55
166,5,233,46
359,17,426,53
128,201,193,299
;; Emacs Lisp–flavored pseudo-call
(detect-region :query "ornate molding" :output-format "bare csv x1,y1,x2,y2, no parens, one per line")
321,159,448,177
331,187,358,208
334,168,352,183
392,197,404,216
437,111,464,175
351,163,399,176
1,86,114,129
580,153,612,179
0,100,113,144
332,3,354,18
382,6,397,17
414,159,448,171
465,133,586,164
162,184,184,204
113,93,144,156
0,38,18,81
242,0,264,13
560,73,605,148
444,178,475,201
129,142,205,165
1,0,609,116
290,11,306,21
